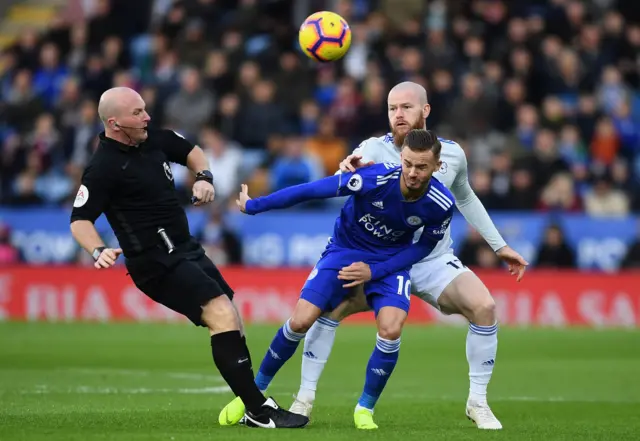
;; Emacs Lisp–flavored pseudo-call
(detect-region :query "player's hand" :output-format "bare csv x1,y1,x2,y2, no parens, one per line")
339,154,375,173
236,184,251,213
338,262,372,288
192,180,215,206
496,245,528,282
94,248,122,269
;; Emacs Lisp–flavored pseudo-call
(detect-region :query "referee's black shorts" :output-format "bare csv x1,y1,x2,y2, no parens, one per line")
125,239,234,326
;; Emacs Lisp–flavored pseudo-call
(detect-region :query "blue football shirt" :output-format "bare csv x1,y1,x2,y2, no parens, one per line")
246,163,454,280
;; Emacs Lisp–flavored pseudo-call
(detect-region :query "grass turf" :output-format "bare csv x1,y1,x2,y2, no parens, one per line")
1,322,639,440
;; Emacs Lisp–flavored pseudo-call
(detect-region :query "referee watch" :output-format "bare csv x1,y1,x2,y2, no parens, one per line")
195,170,214,185
92,246,106,261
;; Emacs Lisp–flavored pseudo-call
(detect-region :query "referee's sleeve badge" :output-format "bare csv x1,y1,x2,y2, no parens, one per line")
73,185,89,208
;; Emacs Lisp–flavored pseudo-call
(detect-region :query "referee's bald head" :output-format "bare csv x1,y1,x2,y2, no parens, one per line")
99,87,150,145
98,87,142,123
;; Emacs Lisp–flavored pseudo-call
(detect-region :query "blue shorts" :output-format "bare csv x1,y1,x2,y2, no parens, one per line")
300,246,411,316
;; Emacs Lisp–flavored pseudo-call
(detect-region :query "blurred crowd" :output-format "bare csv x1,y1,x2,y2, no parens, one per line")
0,0,640,267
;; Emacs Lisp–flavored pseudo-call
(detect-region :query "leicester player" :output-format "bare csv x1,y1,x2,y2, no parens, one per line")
290,82,529,429
219,129,454,429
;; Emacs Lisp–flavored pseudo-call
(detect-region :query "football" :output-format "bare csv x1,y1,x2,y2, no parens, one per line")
298,11,352,62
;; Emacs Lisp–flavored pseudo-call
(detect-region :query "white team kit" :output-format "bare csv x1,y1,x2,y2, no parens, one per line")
352,133,507,307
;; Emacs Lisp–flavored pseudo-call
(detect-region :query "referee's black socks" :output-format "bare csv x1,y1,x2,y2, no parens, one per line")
240,334,253,367
211,330,265,413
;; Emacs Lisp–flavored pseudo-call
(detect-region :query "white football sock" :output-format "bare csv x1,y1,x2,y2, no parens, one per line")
297,316,339,402
466,322,498,403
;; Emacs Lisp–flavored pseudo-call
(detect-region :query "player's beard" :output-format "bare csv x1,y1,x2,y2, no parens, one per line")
391,118,426,147
403,171,426,190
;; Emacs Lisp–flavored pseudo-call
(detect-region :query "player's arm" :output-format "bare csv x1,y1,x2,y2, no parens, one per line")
240,171,363,214
449,151,506,251
70,164,121,267
450,150,528,279
368,210,454,281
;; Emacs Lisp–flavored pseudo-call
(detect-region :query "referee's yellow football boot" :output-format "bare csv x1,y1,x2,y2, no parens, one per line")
218,396,245,426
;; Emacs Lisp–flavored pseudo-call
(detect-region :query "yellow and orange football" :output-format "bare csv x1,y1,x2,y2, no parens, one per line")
298,11,352,62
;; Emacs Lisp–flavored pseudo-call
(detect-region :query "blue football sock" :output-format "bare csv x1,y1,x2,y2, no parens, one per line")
357,334,401,410
255,319,306,391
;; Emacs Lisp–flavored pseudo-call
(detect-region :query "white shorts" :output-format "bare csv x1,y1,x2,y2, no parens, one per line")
409,253,472,309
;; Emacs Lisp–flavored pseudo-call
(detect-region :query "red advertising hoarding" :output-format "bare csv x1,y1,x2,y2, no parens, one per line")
0,267,638,327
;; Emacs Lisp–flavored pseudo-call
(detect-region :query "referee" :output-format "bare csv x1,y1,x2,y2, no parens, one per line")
70,87,308,429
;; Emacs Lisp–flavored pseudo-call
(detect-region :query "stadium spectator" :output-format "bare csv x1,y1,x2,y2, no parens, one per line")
470,169,505,210
201,127,242,203
538,173,582,212
0,222,19,265
305,115,348,176
197,207,243,266
236,79,286,150
274,52,313,121
535,224,577,268
620,221,640,269
508,166,538,210
64,98,102,180
583,172,630,217
457,227,500,269
164,67,215,140
32,43,68,110
270,134,323,192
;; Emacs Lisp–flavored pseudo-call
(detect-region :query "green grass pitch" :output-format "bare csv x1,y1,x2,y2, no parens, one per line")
1,322,639,440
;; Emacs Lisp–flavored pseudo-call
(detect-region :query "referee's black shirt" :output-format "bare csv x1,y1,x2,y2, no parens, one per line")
70,129,196,257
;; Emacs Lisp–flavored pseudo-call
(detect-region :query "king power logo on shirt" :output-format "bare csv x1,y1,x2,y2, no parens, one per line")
358,213,406,241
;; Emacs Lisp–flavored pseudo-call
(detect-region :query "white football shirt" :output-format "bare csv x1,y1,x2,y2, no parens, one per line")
348,133,507,260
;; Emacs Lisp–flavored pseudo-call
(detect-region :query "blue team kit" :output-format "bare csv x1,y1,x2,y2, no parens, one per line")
245,163,454,315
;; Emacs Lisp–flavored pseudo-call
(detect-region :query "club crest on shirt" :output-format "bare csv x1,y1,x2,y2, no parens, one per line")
163,162,173,181
438,161,448,174
407,216,423,226
73,185,89,207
